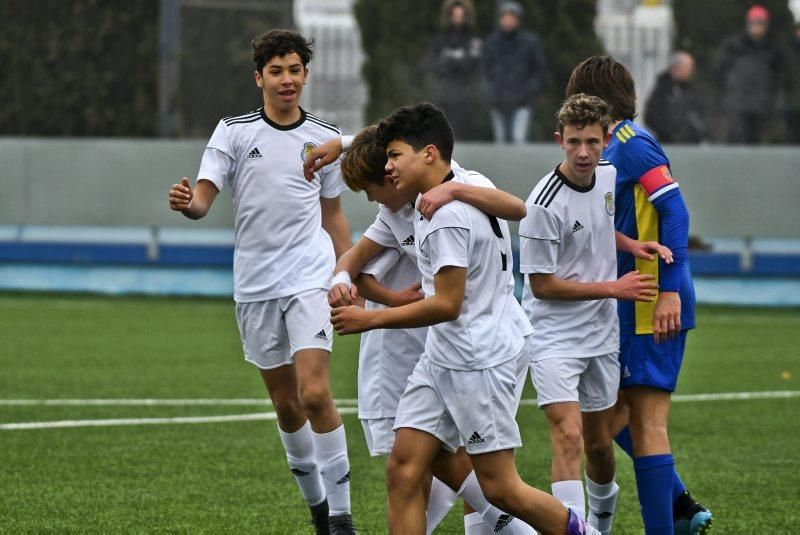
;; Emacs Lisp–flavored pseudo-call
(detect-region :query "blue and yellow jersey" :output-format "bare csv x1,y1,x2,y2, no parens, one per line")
603,120,696,335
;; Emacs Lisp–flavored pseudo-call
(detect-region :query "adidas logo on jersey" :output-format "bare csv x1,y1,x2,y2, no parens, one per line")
401,235,415,247
247,147,262,158
467,431,485,445
571,220,584,233
493,514,515,532
314,330,328,340
336,471,350,485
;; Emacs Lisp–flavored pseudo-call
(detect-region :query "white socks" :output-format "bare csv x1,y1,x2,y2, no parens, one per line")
552,480,586,520
585,475,619,534
426,476,458,534
278,421,326,507
313,424,351,515
464,511,490,534
458,471,536,534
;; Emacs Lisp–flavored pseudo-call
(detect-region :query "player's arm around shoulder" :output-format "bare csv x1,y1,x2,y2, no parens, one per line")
168,178,219,220
417,180,526,221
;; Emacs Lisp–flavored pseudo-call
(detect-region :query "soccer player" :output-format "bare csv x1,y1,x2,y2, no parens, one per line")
330,103,599,535
520,93,666,534
331,124,537,535
167,30,354,534
566,56,712,534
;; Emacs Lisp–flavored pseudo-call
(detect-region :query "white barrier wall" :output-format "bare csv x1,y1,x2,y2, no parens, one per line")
0,138,798,237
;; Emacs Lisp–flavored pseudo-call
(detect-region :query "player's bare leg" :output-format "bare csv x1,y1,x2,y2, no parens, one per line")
469,449,591,535
544,402,586,517
386,428,443,533
261,349,352,534
430,447,535,534
582,406,619,533
625,386,671,457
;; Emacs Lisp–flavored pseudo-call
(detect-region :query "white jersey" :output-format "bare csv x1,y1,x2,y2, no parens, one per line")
519,162,620,361
197,108,347,302
415,167,528,371
357,247,427,420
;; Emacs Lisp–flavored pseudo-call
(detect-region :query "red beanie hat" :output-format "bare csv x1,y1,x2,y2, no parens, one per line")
746,5,770,22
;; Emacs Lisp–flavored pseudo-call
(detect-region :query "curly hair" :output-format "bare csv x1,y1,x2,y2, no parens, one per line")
251,30,314,73
341,126,387,192
376,102,454,162
566,56,636,121
556,93,611,135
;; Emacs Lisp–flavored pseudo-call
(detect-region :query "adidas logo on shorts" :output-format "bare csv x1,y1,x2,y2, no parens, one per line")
467,431,485,445
494,514,515,532
336,471,350,485
247,147,262,158
314,330,328,340
290,468,310,476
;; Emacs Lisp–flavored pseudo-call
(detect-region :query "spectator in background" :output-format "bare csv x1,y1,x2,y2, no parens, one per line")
784,22,800,144
484,1,546,144
645,51,707,144
716,4,784,144
426,0,485,141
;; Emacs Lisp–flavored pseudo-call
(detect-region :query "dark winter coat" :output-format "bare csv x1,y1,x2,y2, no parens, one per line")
717,33,783,114
427,26,484,106
483,28,546,111
644,71,707,143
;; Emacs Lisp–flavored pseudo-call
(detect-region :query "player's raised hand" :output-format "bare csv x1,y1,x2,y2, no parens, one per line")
653,291,681,343
331,305,373,335
417,181,458,220
612,270,658,302
632,240,674,264
390,282,424,307
328,282,358,308
303,137,343,182
168,177,193,211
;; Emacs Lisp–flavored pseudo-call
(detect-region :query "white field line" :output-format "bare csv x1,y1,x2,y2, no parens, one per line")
0,407,359,431
0,390,797,408
0,391,797,431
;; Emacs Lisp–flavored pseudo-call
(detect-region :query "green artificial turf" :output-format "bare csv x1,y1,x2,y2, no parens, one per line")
1,293,798,533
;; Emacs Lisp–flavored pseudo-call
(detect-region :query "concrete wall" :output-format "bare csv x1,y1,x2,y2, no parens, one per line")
1,138,798,237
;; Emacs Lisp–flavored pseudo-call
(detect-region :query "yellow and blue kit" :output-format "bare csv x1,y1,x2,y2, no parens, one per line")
604,120,696,391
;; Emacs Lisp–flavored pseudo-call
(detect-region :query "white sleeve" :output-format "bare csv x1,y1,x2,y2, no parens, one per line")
363,207,400,248
361,247,402,280
424,206,470,274
319,158,349,199
518,204,560,274
341,135,354,151
197,121,235,190
426,226,470,274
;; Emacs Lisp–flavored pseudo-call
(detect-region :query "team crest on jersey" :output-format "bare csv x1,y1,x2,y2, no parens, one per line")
604,192,615,216
301,142,318,161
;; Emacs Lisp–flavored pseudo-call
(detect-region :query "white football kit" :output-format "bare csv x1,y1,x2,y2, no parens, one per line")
357,247,426,456
519,162,621,410
393,166,532,454
198,107,347,368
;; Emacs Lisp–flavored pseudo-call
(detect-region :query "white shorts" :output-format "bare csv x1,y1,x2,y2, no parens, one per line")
394,346,528,455
530,352,620,412
234,289,333,370
361,417,395,457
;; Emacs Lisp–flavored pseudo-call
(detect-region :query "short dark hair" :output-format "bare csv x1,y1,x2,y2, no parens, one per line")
566,56,637,121
252,30,314,73
341,125,387,192
376,102,454,162
556,93,611,135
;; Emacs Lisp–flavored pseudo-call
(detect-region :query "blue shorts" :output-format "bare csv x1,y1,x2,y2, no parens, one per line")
619,331,688,392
